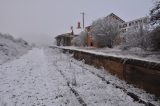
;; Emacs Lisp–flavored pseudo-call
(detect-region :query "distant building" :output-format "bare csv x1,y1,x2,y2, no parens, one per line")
55,13,150,47
120,16,150,33
105,13,125,24
85,13,125,47
86,13,150,47
55,33,78,46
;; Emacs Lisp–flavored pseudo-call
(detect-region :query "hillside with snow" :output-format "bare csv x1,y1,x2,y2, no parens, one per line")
0,33,31,64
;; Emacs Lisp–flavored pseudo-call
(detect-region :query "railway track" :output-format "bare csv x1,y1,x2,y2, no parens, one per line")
53,59,87,106
57,69,87,106
71,60,156,106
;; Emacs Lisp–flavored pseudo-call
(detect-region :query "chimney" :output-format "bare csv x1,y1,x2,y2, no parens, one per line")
77,22,81,29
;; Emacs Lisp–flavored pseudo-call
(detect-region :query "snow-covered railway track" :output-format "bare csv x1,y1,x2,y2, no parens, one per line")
57,69,87,106
48,48,160,106
51,52,87,106
71,60,156,106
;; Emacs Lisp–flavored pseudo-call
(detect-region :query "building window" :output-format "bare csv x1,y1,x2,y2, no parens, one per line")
123,24,127,27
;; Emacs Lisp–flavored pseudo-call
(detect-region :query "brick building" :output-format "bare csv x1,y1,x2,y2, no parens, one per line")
55,33,78,46
120,16,150,33
85,13,150,47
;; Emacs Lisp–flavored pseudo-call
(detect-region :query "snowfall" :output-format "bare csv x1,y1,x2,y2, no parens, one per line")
0,46,159,106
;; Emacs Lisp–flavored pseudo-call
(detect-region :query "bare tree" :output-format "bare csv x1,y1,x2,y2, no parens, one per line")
90,17,120,48
123,26,150,50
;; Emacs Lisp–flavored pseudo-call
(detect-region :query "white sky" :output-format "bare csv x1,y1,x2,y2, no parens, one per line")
0,0,153,45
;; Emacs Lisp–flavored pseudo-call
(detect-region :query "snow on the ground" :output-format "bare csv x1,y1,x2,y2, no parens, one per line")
52,48,159,106
0,48,79,106
55,46,160,63
0,33,31,64
0,47,159,106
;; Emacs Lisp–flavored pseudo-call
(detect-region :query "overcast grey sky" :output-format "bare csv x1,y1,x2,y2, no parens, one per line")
0,0,153,45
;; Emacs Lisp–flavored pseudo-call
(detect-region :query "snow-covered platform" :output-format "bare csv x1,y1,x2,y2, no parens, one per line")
50,46,160,97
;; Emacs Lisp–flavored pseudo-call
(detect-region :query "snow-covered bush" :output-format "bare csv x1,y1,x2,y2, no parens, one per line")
122,26,150,50
90,17,120,48
0,33,15,42
122,0,160,51
148,27,160,50
0,33,31,64
71,31,87,46
121,0,160,51
150,0,160,26
122,26,160,51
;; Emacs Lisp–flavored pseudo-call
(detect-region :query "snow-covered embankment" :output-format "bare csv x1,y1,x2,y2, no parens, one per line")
0,33,31,64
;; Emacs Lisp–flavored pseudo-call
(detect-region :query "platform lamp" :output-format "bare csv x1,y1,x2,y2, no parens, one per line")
71,26,74,35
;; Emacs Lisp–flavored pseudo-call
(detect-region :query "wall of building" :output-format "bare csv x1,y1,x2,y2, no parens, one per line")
55,33,75,46
120,16,150,33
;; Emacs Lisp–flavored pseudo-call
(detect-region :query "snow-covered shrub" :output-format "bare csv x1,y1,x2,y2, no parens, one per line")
122,26,150,50
71,31,87,46
150,0,160,26
0,33,15,42
71,71,77,86
0,33,31,64
148,27,160,50
122,25,160,51
90,17,120,48
121,0,160,51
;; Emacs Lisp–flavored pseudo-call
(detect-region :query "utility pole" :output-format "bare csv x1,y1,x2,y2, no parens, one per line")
81,12,85,29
